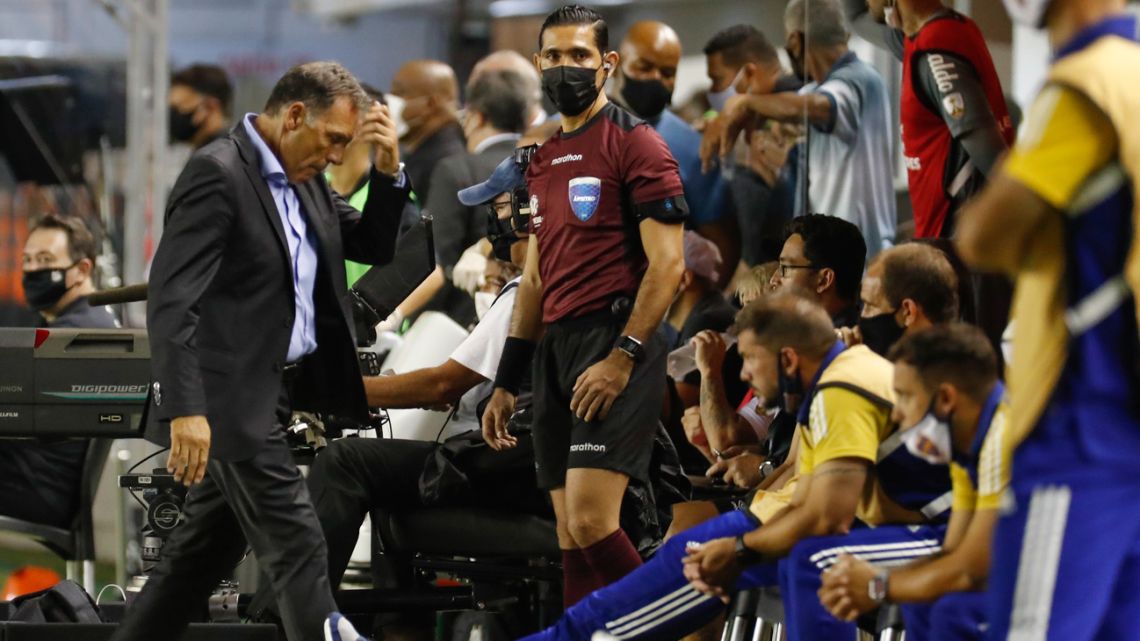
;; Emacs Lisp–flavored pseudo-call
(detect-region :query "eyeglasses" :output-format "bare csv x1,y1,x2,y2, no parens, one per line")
777,262,818,278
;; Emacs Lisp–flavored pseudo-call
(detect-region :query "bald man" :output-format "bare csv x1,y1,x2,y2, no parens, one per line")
470,49,547,128
391,59,466,203
611,21,736,287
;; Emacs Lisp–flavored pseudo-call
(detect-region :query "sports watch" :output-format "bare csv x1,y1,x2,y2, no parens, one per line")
868,569,890,604
735,534,763,565
615,335,644,362
757,460,775,481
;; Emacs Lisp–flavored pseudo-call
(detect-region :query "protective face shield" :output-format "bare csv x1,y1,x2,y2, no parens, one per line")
902,403,954,465
485,187,531,262
384,93,411,139
1002,0,1054,28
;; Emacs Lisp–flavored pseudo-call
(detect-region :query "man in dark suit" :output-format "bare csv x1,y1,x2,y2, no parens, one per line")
112,61,409,641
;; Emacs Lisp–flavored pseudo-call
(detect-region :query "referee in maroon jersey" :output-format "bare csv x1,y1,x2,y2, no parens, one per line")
480,4,687,610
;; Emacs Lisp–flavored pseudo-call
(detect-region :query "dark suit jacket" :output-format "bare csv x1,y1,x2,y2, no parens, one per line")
420,137,519,325
145,121,411,461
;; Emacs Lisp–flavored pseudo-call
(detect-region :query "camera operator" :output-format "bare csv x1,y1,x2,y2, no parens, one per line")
0,215,118,528
481,4,688,607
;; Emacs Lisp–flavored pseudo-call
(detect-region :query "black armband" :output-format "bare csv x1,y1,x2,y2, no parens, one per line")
632,195,689,223
494,336,537,395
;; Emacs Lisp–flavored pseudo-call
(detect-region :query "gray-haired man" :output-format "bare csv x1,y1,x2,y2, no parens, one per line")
113,61,410,641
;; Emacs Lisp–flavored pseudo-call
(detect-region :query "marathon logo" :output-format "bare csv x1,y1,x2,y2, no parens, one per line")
926,54,959,94
570,442,606,453
551,153,583,166
72,384,148,394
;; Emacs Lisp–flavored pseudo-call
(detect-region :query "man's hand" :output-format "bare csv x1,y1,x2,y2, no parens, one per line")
835,325,863,347
693,330,728,377
707,451,766,488
481,388,518,451
818,554,879,622
682,406,709,449
168,415,211,487
571,351,634,422
699,95,751,172
357,101,401,176
683,537,741,601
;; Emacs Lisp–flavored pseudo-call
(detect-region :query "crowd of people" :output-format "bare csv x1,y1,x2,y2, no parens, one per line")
7,0,1139,640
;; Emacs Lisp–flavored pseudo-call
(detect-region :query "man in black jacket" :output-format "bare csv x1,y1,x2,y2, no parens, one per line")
112,61,410,641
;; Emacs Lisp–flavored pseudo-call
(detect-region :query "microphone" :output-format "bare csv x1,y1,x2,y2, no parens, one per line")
88,283,148,306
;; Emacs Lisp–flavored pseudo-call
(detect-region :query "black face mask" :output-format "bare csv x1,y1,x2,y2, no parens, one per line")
620,75,672,119
765,355,803,414
542,65,604,117
786,45,806,82
859,311,905,356
23,265,74,311
169,105,199,143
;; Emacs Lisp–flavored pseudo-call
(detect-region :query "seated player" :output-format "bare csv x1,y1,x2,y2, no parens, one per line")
521,291,948,641
814,323,1008,641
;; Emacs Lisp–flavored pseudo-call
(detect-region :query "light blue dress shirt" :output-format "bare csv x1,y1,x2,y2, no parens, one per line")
243,113,319,362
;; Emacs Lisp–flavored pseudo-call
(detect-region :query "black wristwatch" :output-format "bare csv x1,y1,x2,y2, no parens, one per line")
615,335,644,362
734,534,763,566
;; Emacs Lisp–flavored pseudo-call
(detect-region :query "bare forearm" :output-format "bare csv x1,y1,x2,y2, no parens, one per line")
699,371,740,452
620,259,683,344
396,266,445,317
508,275,544,341
887,551,983,603
364,362,481,408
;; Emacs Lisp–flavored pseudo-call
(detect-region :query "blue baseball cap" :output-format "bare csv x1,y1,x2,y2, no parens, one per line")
457,155,527,206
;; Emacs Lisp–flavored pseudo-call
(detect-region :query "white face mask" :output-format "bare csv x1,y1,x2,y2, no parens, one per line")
384,93,410,139
707,85,737,113
474,291,496,321
902,409,953,465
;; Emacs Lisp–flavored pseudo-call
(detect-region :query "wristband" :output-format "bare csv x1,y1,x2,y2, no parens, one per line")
494,336,536,395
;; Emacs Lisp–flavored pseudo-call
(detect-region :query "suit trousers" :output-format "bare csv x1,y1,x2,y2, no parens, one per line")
111,386,336,641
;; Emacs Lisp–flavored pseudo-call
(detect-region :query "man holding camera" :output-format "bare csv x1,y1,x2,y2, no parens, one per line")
481,4,688,607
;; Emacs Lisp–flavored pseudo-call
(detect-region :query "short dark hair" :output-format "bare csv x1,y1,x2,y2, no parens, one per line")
467,70,529,134
171,64,233,116
703,25,779,67
29,214,98,264
733,290,837,359
784,214,866,303
878,243,959,323
539,4,608,53
263,61,369,116
888,323,997,400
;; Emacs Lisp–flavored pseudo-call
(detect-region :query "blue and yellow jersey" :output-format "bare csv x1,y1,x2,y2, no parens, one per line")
950,384,1011,513
750,344,951,526
1002,14,1140,477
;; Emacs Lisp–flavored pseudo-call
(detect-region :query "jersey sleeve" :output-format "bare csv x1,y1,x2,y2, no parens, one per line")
949,462,978,512
1003,85,1118,212
975,406,1011,510
620,123,689,223
798,387,883,475
914,52,1001,140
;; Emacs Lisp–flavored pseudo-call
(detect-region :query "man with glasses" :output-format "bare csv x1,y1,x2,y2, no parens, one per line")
769,214,866,327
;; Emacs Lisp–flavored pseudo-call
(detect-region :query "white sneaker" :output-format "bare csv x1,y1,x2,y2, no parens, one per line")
325,612,370,641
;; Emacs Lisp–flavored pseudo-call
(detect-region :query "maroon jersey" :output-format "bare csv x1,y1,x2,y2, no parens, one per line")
527,103,687,323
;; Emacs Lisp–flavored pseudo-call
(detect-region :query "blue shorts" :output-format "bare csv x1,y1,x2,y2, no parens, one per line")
778,524,945,641
520,510,775,641
901,591,987,641
988,474,1140,641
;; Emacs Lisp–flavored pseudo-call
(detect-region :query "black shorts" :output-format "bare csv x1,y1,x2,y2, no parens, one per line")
532,309,667,490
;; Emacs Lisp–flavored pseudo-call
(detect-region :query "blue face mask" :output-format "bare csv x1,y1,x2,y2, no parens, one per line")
707,85,736,114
